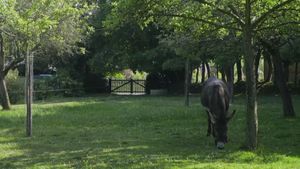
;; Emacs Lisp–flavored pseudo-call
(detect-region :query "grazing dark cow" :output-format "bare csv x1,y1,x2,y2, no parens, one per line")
201,77,235,149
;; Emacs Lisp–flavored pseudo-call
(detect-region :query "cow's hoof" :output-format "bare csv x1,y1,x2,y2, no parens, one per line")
216,142,225,149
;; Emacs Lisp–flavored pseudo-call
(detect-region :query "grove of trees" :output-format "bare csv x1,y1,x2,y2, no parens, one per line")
1,0,300,150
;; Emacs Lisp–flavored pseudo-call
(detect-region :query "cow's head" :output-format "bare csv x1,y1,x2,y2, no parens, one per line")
207,110,236,149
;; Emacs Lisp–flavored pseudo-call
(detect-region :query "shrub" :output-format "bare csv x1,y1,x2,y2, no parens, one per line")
190,83,202,93
83,73,108,93
4,70,86,103
145,72,168,94
234,81,246,95
6,70,24,104
34,74,85,100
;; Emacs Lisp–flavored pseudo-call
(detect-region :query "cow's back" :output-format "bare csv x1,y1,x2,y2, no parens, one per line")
201,77,230,117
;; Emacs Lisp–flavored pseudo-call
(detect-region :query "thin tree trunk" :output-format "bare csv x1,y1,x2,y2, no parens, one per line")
216,66,219,79
243,1,258,149
225,65,234,102
283,61,289,82
261,39,295,117
195,67,199,84
205,62,211,78
0,76,11,110
295,62,298,86
184,58,190,106
263,50,273,83
221,67,226,81
0,33,11,110
272,51,295,117
236,59,243,82
255,49,261,83
201,62,206,83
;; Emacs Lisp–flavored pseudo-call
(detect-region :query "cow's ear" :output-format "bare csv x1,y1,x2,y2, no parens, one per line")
226,110,236,122
206,110,216,124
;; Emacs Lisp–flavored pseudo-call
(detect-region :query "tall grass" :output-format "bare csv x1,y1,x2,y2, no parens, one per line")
0,95,299,169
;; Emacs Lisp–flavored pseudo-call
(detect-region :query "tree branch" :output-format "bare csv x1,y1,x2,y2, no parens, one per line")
252,0,296,28
4,58,24,76
153,13,242,31
255,21,300,32
193,1,245,26
218,6,245,26
0,29,16,37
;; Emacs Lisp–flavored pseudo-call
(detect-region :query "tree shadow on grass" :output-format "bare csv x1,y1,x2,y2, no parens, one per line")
0,96,300,168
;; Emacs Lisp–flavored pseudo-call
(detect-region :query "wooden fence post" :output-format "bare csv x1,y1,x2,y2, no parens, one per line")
25,51,33,137
108,78,112,93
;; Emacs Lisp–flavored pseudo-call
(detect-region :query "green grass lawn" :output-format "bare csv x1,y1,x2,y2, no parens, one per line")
0,95,300,169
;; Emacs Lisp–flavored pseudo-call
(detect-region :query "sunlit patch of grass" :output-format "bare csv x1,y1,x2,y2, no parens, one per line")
0,95,300,168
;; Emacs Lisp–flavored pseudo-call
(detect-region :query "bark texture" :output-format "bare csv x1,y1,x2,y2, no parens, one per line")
0,33,11,110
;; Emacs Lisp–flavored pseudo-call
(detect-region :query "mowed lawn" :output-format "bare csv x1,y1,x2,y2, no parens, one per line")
0,95,300,169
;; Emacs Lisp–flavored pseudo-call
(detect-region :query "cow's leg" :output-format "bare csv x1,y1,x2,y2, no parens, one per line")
206,110,211,136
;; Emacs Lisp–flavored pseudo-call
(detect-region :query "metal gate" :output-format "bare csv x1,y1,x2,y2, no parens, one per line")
109,79,146,94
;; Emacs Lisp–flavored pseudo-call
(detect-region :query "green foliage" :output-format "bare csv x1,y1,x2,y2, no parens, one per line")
109,71,148,80
145,70,185,94
83,73,108,93
211,35,243,67
0,96,300,168
6,70,24,104
234,81,247,95
0,0,93,79
34,74,85,100
280,37,300,62
132,71,148,80
160,33,200,59
5,71,85,103
145,72,168,92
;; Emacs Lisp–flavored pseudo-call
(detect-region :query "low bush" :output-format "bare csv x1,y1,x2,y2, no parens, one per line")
145,72,168,94
234,81,246,94
190,83,202,93
6,70,24,104
83,73,108,93
34,74,85,100
5,71,85,103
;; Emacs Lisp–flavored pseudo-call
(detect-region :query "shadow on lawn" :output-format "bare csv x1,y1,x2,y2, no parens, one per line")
0,96,300,168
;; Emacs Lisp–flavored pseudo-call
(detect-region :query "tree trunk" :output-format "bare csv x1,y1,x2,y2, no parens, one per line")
205,62,211,78
216,66,219,79
0,33,11,110
225,65,234,102
221,67,226,81
236,59,243,82
0,75,11,110
255,49,261,83
283,61,289,82
263,50,273,83
243,1,258,149
261,38,296,117
184,58,190,106
195,67,199,84
295,62,298,86
201,62,206,83
271,50,295,117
